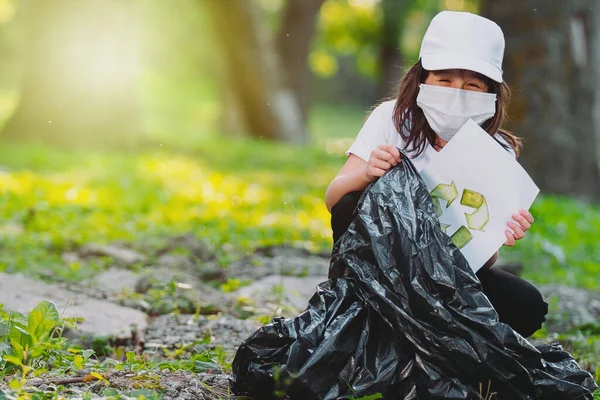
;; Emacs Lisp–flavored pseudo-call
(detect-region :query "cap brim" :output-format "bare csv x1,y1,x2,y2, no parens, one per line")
421,53,503,83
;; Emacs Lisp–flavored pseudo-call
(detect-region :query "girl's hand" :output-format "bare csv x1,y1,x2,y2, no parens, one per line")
365,144,401,182
504,209,534,247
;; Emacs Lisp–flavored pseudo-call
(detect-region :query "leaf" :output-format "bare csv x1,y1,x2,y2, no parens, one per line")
84,371,108,385
102,388,119,396
127,389,159,398
0,342,11,356
0,320,10,337
27,300,59,342
193,360,220,372
4,355,23,367
82,349,95,360
91,371,105,380
74,355,84,369
126,351,136,363
9,338,24,359
8,379,22,389
10,325,32,348
29,342,48,360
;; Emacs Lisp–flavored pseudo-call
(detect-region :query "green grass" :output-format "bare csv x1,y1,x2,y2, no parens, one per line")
0,139,340,281
1,103,600,289
502,195,600,289
0,98,598,400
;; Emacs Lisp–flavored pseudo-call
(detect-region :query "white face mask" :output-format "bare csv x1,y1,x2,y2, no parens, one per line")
416,84,497,142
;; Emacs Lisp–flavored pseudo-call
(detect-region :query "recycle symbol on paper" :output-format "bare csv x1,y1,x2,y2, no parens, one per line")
430,181,489,249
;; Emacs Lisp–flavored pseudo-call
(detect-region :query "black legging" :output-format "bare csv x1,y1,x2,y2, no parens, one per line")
331,191,548,338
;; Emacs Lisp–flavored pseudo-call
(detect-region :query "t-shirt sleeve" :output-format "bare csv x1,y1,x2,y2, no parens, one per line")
345,103,391,162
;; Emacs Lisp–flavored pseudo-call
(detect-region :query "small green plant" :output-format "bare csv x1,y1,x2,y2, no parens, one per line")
1,301,62,375
220,278,242,293
0,300,90,394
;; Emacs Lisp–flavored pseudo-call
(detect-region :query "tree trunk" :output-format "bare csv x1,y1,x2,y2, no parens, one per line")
484,0,600,200
203,0,305,144
1,0,143,149
379,0,411,99
275,0,325,124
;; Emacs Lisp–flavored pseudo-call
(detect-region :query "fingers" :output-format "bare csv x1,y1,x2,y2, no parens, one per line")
504,210,534,247
512,213,533,231
379,144,402,163
519,209,534,223
373,148,399,166
504,230,515,246
365,166,387,182
370,157,392,171
364,145,402,183
507,221,525,239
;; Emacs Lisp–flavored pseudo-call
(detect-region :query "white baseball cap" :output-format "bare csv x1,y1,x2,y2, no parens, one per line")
419,11,505,83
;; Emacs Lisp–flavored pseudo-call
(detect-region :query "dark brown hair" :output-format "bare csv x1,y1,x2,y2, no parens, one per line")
388,59,522,157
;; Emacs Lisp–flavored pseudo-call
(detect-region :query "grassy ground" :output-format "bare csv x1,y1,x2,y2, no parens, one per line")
1,102,599,290
1,95,599,397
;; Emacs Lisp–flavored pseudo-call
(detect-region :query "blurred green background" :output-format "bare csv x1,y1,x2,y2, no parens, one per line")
0,0,598,292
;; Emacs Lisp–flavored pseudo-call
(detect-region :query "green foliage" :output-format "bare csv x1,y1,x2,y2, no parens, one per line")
124,277,221,316
309,0,481,81
312,0,383,79
501,195,600,289
220,278,247,293
0,301,230,398
1,102,599,396
2,117,599,290
0,133,342,283
28,300,60,343
0,300,64,374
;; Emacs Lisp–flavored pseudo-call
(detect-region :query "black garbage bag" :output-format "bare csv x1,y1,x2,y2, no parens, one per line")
231,154,598,399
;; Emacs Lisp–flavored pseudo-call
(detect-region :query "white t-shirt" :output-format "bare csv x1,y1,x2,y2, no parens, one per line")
346,100,515,172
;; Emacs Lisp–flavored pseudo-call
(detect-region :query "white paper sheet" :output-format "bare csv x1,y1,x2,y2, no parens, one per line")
419,119,539,272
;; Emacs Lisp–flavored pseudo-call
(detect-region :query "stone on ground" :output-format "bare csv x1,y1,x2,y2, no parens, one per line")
539,284,600,333
78,243,147,266
144,314,259,353
231,275,327,315
0,273,147,338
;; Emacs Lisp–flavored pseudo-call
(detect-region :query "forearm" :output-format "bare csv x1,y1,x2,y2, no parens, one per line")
325,165,372,212
482,250,499,269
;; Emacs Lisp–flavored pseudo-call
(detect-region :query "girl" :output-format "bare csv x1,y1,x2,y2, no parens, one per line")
326,10,548,338
232,12,598,399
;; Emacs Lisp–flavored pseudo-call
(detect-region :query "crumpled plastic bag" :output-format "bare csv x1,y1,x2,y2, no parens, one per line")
230,154,598,399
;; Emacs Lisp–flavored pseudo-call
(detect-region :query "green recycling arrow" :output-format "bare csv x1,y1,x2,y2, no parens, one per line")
460,189,489,231
430,181,459,216
430,183,489,249
439,223,451,234
450,225,473,249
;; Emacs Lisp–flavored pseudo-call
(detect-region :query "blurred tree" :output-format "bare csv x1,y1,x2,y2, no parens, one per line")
203,0,317,143
0,0,20,90
310,0,442,106
379,0,412,98
276,0,325,123
485,0,600,200
312,0,382,80
1,0,143,148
